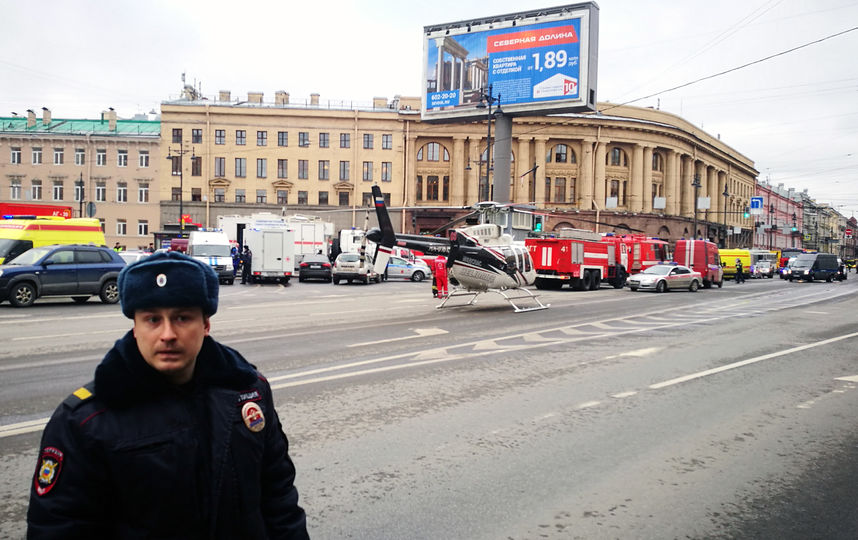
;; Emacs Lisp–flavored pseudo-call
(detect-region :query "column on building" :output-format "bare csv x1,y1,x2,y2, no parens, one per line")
694,160,706,224
451,136,466,206
717,170,728,226
515,137,531,204
707,166,719,223
533,137,548,205
594,141,607,208
665,150,679,216
578,138,595,210
467,137,481,205
680,155,693,217
630,144,644,212
642,146,653,213
405,134,418,205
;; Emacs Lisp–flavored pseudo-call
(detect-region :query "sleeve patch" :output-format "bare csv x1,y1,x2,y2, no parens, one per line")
34,447,64,496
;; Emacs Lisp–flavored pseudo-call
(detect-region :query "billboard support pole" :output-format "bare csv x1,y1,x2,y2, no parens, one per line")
493,112,512,204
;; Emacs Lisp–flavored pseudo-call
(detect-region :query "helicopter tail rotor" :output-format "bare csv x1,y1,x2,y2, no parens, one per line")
368,185,397,273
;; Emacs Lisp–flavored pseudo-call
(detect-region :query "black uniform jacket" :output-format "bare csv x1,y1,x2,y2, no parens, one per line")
27,331,309,539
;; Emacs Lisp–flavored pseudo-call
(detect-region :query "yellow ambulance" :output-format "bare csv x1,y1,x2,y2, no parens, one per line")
718,248,751,278
0,217,106,264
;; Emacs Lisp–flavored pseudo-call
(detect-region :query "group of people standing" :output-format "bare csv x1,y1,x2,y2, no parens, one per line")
230,245,253,284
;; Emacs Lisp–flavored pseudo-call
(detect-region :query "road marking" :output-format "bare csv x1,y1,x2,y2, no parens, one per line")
835,375,858,383
12,328,124,341
804,310,828,314
0,355,99,372
650,331,858,390
577,400,601,409
348,327,448,347
0,418,49,438
605,347,661,359
612,391,638,398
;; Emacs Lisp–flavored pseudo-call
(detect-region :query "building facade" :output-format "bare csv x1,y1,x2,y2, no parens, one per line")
158,91,760,245
0,108,161,248
753,181,803,251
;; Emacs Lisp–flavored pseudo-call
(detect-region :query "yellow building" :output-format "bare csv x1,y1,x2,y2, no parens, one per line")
159,91,759,244
0,108,161,249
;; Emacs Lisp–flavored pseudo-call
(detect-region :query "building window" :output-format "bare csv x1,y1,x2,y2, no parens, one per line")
427,176,439,201
443,176,449,201
172,129,182,143
257,131,267,146
137,220,149,236
117,182,127,203
298,190,308,205
54,148,64,165
236,130,246,145
138,183,149,203
277,159,288,178
52,181,64,201
416,176,423,201
340,133,350,148
609,148,627,167
235,189,246,203
381,162,392,182
11,147,21,164
117,149,127,167
362,192,373,207
427,142,441,161
235,158,246,178
652,152,664,172
362,161,373,181
192,129,202,144
277,190,288,205
191,188,201,202
299,132,310,147
319,133,329,148
215,129,225,145
31,180,42,200
318,191,328,205
74,182,84,202
170,156,181,176
256,189,267,204
363,134,373,149
116,220,127,236
98,219,105,232
610,179,620,198
257,158,267,178
214,188,225,202
382,134,392,150
569,178,576,204
298,160,308,179
32,147,43,165
338,191,349,206
139,150,149,168
339,161,350,181
554,177,566,203
96,183,106,202
96,149,106,166
214,157,225,177
10,180,21,200
318,160,330,180
278,131,288,146
75,148,85,166
191,156,202,176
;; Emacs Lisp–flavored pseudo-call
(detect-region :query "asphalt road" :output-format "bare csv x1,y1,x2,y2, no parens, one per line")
1,274,857,538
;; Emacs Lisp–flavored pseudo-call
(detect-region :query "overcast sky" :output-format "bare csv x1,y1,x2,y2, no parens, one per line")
2,0,856,215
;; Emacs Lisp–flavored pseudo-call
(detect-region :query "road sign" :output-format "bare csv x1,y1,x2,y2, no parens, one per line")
750,196,763,215
846,228,853,239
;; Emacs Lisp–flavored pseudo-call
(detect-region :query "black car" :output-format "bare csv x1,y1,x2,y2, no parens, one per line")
298,254,332,282
0,244,126,307
788,253,839,282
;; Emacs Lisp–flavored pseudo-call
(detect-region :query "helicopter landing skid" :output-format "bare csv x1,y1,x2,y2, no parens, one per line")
436,288,549,313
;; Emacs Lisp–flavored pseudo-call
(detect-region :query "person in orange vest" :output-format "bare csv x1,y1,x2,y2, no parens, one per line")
433,256,449,298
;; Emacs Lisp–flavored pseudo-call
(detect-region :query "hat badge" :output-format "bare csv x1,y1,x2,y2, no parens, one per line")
156,273,167,287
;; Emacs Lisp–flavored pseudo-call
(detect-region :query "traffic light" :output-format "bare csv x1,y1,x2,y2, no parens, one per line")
743,206,750,219
533,215,544,232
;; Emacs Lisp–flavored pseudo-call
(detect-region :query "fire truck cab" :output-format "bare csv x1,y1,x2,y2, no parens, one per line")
674,239,724,288
527,229,626,291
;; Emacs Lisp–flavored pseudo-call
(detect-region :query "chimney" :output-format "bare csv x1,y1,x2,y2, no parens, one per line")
248,91,263,104
41,107,51,125
27,109,36,128
372,97,388,109
275,91,289,105
219,90,231,102
107,108,117,131
310,93,320,106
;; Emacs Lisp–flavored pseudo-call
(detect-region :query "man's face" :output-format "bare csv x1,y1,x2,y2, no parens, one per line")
133,307,210,385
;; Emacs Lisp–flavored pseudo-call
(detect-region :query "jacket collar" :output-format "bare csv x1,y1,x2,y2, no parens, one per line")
94,331,259,406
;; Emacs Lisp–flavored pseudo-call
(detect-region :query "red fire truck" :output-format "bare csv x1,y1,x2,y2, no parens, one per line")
0,203,72,219
527,229,627,290
599,234,670,275
673,239,724,288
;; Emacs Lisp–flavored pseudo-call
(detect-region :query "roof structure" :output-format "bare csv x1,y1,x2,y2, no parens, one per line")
0,116,159,137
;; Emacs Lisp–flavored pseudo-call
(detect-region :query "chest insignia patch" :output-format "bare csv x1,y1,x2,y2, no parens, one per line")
34,446,64,496
241,401,266,433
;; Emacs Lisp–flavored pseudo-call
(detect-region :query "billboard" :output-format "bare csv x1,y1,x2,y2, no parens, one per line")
422,3,599,122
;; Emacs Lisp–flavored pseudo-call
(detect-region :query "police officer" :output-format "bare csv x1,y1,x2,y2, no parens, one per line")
27,251,308,539
240,246,253,284
735,258,745,283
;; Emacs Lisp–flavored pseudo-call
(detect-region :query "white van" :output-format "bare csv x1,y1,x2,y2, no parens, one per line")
188,230,235,285
244,228,295,284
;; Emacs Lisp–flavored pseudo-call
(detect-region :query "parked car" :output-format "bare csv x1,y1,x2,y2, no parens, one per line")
0,244,126,307
627,264,703,292
788,253,839,282
332,252,379,284
752,260,775,279
118,250,151,265
385,256,429,282
298,254,332,282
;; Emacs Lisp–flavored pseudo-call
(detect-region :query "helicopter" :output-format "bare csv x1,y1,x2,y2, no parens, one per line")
366,185,549,313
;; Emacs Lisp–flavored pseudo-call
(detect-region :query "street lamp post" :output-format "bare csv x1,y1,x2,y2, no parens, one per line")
722,182,729,248
76,172,85,218
691,173,701,239
476,84,501,201
768,203,775,250
166,145,194,231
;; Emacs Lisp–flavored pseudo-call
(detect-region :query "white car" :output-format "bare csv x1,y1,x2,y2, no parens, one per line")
628,264,703,292
118,250,151,265
385,256,429,282
332,252,379,284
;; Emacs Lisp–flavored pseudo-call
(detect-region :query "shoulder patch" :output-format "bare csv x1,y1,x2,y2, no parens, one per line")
62,381,95,410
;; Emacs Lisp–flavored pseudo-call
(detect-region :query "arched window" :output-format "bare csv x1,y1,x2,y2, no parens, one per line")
481,146,515,162
418,142,450,162
546,144,577,164
652,152,664,172
608,147,628,167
